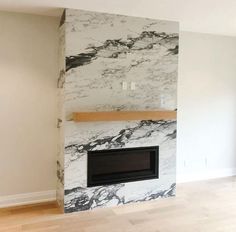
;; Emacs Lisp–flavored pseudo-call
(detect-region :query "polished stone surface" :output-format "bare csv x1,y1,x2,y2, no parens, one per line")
57,9,178,212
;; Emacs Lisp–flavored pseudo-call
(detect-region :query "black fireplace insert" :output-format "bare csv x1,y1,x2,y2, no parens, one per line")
87,146,159,187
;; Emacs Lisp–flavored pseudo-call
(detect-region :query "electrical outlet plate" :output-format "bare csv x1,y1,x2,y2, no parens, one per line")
131,82,136,90
122,82,128,90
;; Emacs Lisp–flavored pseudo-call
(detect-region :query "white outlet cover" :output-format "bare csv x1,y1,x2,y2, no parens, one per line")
131,82,136,90
122,82,128,90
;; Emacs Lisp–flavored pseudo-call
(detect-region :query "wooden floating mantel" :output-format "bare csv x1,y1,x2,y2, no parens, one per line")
72,111,177,122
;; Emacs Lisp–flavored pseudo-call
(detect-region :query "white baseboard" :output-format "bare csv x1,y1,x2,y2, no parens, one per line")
0,190,56,208
177,168,236,183
1,169,235,208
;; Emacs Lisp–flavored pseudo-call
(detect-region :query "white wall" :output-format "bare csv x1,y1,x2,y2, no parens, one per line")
0,12,59,198
1,10,236,205
177,31,236,182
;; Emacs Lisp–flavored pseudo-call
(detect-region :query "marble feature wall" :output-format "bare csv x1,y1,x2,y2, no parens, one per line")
57,8,179,213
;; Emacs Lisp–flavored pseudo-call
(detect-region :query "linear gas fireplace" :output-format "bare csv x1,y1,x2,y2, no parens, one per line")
87,146,159,187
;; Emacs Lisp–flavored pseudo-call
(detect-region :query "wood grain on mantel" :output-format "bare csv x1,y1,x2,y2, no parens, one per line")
72,111,177,122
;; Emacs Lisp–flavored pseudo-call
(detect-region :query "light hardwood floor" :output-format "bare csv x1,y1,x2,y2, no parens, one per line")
1,176,236,232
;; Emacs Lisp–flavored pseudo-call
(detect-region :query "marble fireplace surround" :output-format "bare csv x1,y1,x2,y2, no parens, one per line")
63,119,177,213
57,8,178,213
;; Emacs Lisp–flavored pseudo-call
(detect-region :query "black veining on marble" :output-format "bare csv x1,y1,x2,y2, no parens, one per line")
65,183,176,213
65,120,176,167
66,32,178,71
57,118,62,129
166,129,177,140
57,70,65,88
57,160,64,185
65,184,124,212
168,45,179,55
100,57,151,80
59,9,66,27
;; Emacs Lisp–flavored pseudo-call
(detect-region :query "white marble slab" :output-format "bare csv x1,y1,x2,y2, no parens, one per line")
57,8,179,213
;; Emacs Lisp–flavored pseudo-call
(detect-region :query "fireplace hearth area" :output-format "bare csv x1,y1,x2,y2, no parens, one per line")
56,8,178,213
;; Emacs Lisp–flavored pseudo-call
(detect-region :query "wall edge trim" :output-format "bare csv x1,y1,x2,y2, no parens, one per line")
0,190,56,208
177,168,236,183
1,168,235,208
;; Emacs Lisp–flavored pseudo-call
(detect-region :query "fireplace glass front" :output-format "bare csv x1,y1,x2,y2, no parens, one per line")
87,146,159,187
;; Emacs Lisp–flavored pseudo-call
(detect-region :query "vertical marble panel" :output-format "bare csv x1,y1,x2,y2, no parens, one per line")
56,22,65,209
59,8,179,213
